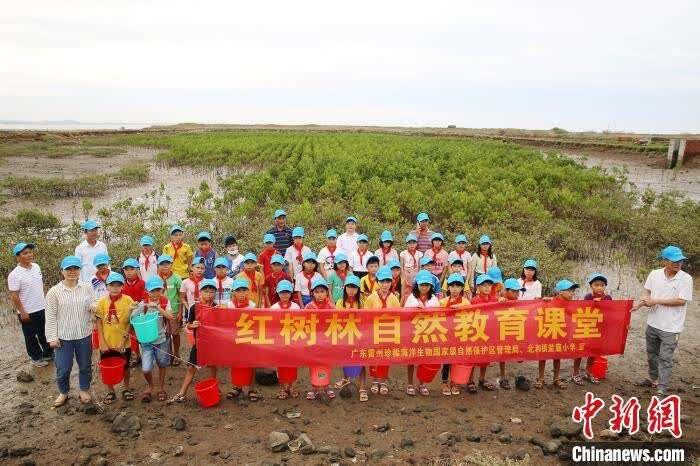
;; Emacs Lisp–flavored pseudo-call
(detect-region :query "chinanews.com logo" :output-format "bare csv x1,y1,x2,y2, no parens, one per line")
563,391,697,465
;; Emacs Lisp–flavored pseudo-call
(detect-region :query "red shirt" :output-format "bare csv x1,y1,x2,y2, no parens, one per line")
470,294,498,304
265,270,291,305
122,278,146,302
258,247,277,277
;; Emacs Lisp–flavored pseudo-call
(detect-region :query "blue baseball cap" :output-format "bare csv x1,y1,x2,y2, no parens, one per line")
232,278,249,290
357,234,369,243
106,272,125,285
145,276,165,291
81,219,99,230
487,266,503,284
416,212,430,223
13,242,34,256
292,226,305,238
523,259,538,269
479,234,492,245
273,209,286,219
276,280,294,294
476,275,495,286
271,254,285,265
169,224,184,235
660,245,687,262
380,230,394,243
504,278,525,291
93,253,111,267
326,229,338,239
587,273,608,285
157,254,173,265
345,216,358,223
420,256,434,266
139,235,154,246
311,277,329,290
387,259,401,269
405,233,418,243
122,258,140,269
60,255,82,270
303,251,318,262
449,256,464,265
199,278,217,290
431,232,444,242
455,234,468,244
243,252,257,263
334,252,349,265
197,231,212,241
376,266,392,281
344,275,361,288
214,257,229,268
415,270,434,286
554,279,580,292
446,273,465,286
191,256,204,266
263,233,275,244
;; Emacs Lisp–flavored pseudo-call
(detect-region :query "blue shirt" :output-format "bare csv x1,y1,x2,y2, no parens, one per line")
195,249,217,279
266,226,293,255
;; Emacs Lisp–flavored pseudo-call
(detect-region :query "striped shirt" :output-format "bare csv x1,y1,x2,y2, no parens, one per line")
45,281,95,342
410,229,434,253
266,226,293,255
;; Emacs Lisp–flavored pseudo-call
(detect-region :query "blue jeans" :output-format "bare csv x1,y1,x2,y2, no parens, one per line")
54,335,92,394
140,338,171,373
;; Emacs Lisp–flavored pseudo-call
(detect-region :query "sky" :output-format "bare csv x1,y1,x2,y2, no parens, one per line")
2,1,699,133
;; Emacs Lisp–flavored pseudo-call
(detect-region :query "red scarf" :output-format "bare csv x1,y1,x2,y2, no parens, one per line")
378,291,391,309
478,253,488,273
277,300,292,309
302,270,315,294
337,270,348,282
431,246,443,257
344,295,359,309
327,245,336,259
366,274,376,292
419,295,429,306
216,276,227,301
357,249,367,268
308,298,332,309
141,252,151,271
233,298,250,309
390,277,400,294
96,268,110,283
244,270,258,292
159,271,172,293
107,293,122,323
293,243,304,264
408,249,419,268
380,246,392,264
171,241,183,261
189,273,203,300
447,296,463,307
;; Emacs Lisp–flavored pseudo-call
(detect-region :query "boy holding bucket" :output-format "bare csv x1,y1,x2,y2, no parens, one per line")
131,276,173,402
95,272,135,403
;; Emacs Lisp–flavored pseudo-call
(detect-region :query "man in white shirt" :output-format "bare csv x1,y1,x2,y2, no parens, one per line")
7,242,52,366
74,219,108,283
337,216,359,256
634,245,693,396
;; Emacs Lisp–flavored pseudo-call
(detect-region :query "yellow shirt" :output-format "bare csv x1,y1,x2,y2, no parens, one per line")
236,271,266,306
335,297,362,309
439,296,470,307
364,291,401,309
163,242,194,278
442,278,471,295
95,294,134,349
359,274,380,296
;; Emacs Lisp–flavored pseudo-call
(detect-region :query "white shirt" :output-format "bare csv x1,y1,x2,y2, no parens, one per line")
139,252,158,282
518,279,542,300
271,301,301,310
294,271,324,296
74,240,108,283
317,247,339,275
337,232,359,256
212,276,234,305
448,250,471,277
404,294,441,308
7,263,46,314
45,281,95,342
374,248,399,266
283,245,313,277
644,268,693,333
349,249,372,273
400,249,424,286
180,278,200,309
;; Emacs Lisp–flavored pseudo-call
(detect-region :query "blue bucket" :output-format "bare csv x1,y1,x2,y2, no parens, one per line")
343,366,363,378
130,312,160,344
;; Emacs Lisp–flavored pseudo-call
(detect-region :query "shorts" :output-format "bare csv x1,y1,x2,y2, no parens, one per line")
188,347,197,366
140,338,171,373
100,349,131,367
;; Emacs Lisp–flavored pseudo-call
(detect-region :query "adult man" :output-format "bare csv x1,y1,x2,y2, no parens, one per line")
74,219,108,283
409,212,434,253
266,209,293,255
8,242,52,366
337,216,359,256
634,245,693,396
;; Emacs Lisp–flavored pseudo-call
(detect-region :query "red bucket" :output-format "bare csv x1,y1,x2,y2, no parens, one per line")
277,367,298,384
450,364,473,385
194,378,220,408
589,356,608,380
369,365,389,379
230,367,254,386
99,357,125,385
91,328,99,350
129,332,139,353
417,364,441,384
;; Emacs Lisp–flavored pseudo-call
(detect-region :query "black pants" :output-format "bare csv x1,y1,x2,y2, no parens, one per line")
442,364,451,383
19,310,53,361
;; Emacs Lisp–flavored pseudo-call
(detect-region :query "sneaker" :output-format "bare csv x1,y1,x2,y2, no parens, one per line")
32,359,49,367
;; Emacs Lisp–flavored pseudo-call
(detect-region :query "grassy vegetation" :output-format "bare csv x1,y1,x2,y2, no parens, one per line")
0,133,122,159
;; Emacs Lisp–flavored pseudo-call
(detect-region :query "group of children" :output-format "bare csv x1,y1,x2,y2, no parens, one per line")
81,213,614,405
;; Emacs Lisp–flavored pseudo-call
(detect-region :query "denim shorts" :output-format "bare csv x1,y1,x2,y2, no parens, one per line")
140,338,171,372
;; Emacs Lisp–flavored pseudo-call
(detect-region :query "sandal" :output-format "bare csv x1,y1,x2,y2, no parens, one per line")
442,384,452,396
587,374,600,384
277,388,290,400
140,391,152,403
325,389,336,399
103,392,117,405
334,378,349,389
571,374,584,386
226,387,241,399
419,385,429,396
306,391,316,400
379,383,389,395
167,393,186,404
554,378,568,389
478,380,496,391
359,389,368,402
467,382,478,394
370,382,380,394
157,391,168,402
248,391,261,402
533,378,544,389
121,389,135,401
499,379,511,390
451,385,460,395
54,394,69,408
406,385,416,396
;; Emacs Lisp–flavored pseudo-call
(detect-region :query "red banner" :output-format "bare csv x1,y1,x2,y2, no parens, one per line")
197,300,632,367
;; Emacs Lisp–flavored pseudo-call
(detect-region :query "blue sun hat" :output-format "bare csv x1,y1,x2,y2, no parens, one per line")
587,273,608,285
233,278,250,291
449,256,464,265
276,280,294,294
431,232,444,242
357,234,369,243
292,226,305,238
344,275,361,288
455,234,468,244
93,253,111,267
554,279,580,293
12,242,34,256
169,224,183,235
263,233,276,244
376,266,393,281
446,273,465,286
197,231,212,241
303,251,318,263
60,255,82,269
273,209,286,219
416,212,430,223
106,272,125,285
271,254,285,265
523,259,538,269
81,219,99,230
420,256,434,266
405,232,418,243
214,257,230,268
415,270,434,286
122,258,140,269
191,256,204,266
157,254,173,265
387,259,401,269
660,245,687,262
311,277,329,290
326,229,338,239
199,278,217,290
334,252,349,265
380,230,394,243
345,216,358,224
476,275,495,286
478,234,492,245
145,276,165,291
504,278,525,291
243,252,257,263
487,265,503,284
139,235,154,247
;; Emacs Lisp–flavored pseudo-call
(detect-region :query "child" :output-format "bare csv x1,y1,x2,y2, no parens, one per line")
439,273,470,396
333,275,368,400
95,272,135,403
359,255,381,301
449,234,472,285
424,233,449,278
388,259,402,299
375,230,399,266
518,259,542,300
304,277,335,400
179,257,205,311
163,225,194,279
487,265,505,301
404,270,441,396
337,216,359,256
122,258,146,302
223,235,244,278
284,227,312,278
400,233,423,303
236,253,266,307
419,256,442,298
317,229,339,278
535,279,579,390
228,278,261,401
194,231,217,279
168,279,223,404
131,276,173,402
442,257,472,300
258,233,277,278
295,252,323,307
213,257,234,305
265,254,291,306
138,235,158,282
466,275,500,393
471,235,497,288
575,273,611,384
75,219,108,283
503,278,525,302
271,280,301,399
156,255,184,366
91,253,111,299
326,252,351,303
350,234,371,279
